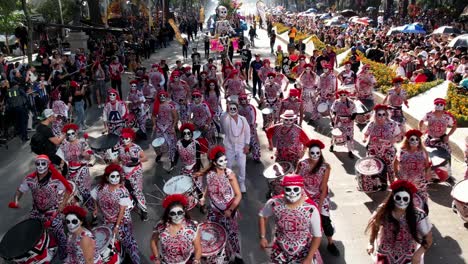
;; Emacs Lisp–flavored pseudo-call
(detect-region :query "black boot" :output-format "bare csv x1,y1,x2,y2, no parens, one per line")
329,145,334,152
141,210,149,221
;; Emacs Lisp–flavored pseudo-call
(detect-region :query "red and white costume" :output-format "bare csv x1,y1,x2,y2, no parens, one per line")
168,72,190,123
259,61,274,83
149,65,165,94
386,85,407,139
356,66,376,101
262,77,282,129
152,91,178,162
224,76,245,99
180,70,198,90
279,89,302,117
153,220,199,263
421,111,456,154
127,81,148,134
297,161,331,217
103,89,127,135
317,65,338,109
267,122,309,166
331,93,357,151
188,92,216,147
238,94,261,161
65,228,102,264
51,89,69,136
299,66,318,117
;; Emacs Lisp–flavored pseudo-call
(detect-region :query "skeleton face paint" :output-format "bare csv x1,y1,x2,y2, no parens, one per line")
284,185,302,203
183,129,192,141
310,146,321,160
169,206,185,224
290,96,298,101
65,214,81,233
283,118,295,127
159,94,167,102
215,155,228,169
174,76,179,81
376,110,387,119
193,95,201,104
35,159,49,174
393,191,410,209
108,171,121,185
434,103,445,111
122,138,132,145
409,135,420,146
66,129,76,141
217,6,228,19
131,84,137,90
228,105,238,116
323,68,329,73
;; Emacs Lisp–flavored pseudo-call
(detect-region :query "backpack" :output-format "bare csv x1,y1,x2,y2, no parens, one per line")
30,132,46,155
6,87,26,109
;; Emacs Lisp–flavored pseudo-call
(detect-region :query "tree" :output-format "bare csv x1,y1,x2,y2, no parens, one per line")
36,0,75,24
0,0,23,55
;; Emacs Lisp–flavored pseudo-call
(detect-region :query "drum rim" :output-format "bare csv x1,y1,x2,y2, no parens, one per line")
261,107,274,114
163,175,194,194
317,102,328,112
355,157,384,174
0,219,44,259
451,179,468,203
199,221,227,256
92,226,113,252
152,137,166,147
263,161,294,179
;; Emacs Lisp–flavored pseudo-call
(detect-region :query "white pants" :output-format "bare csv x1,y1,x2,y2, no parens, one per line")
225,144,247,192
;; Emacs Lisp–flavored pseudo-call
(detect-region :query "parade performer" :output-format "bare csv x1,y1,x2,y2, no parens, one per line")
279,89,304,125
63,205,102,264
363,104,401,188
91,164,140,264
127,80,148,135
317,63,337,117
383,77,408,141
199,146,243,263
188,90,216,146
273,66,288,93
176,123,203,175
259,175,323,264
298,64,319,122
224,69,246,99
238,93,261,162
267,110,310,166
149,64,165,95
292,55,307,77
9,155,73,260
419,98,457,154
366,180,433,264
330,90,357,158
395,129,431,214
214,5,236,36
208,65,221,84
234,61,247,80
152,91,178,170
296,140,340,256
338,61,356,86
204,80,222,133
141,75,156,116
117,128,148,221
220,101,250,192
50,88,69,136
259,59,275,84
150,194,202,264
181,66,198,90
261,73,282,129
356,64,376,102
103,88,127,135
197,71,209,91
168,71,190,123
57,123,93,210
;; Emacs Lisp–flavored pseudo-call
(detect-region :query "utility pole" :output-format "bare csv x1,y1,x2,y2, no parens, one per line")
21,0,33,63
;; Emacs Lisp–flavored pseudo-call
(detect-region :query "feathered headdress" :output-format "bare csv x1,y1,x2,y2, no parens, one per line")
208,145,226,161
162,194,188,209
62,123,79,133
390,180,417,194
306,139,325,149
63,205,88,220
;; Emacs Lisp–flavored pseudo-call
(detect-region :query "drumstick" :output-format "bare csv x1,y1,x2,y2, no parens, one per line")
146,193,164,200
153,183,166,196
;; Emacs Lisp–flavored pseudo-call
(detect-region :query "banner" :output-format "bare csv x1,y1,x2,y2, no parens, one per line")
200,8,205,24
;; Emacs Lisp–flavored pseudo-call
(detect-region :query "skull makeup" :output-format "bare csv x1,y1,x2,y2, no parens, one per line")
193,95,201,104
376,110,387,119
108,171,121,185
228,104,238,116
393,191,410,209
169,206,185,224
309,146,321,160
159,94,167,102
35,159,49,174
65,214,81,233
284,185,302,203
283,118,295,127
174,76,180,81
290,96,298,101
434,103,445,111
183,129,192,141
109,93,117,102
409,135,420,146
66,129,77,142
131,84,137,90
323,68,329,73
122,137,132,145
215,155,228,169
217,6,228,19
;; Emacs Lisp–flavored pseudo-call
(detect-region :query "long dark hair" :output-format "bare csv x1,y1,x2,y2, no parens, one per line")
365,187,421,244
161,202,191,225
204,81,221,98
199,150,225,176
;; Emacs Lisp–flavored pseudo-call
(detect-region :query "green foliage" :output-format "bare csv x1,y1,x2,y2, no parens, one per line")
0,0,23,34
36,0,75,24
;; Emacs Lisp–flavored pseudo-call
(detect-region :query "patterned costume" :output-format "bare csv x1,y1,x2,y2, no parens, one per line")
356,70,376,101
153,102,178,162
177,140,201,175
224,79,245,98
296,161,331,216
280,98,302,117
375,208,431,264
387,88,407,127
317,72,337,113
259,195,323,264
153,220,199,263
103,100,127,135
206,168,241,261
64,228,102,264
421,111,456,154
51,99,69,136
188,101,216,147
238,102,261,161
118,143,147,214
263,81,282,128
127,89,148,134
181,73,198,90
330,98,357,148
149,70,165,94
169,80,190,123
205,90,222,132
91,184,140,264
266,124,309,165
299,71,318,115
397,149,429,211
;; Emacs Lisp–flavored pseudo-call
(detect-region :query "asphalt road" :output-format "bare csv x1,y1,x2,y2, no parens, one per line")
0,29,467,264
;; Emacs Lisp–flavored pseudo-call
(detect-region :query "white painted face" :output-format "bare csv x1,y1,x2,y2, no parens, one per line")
66,129,77,142
323,68,329,73
215,155,228,169
183,129,192,141
409,135,420,146
65,214,81,233
109,93,117,102
283,118,295,127
159,94,167,102
122,138,132,145
173,76,180,82
169,206,185,224
376,110,387,120
228,104,238,116
130,84,137,90
217,6,228,18
284,185,302,203
108,171,121,185
35,159,49,174
393,191,410,209
309,146,321,160
434,103,445,111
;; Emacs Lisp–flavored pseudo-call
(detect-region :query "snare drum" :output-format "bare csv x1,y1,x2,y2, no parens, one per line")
193,130,202,139
200,222,227,263
428,147,451,182
355,157,385,192
263,161,294,197
93,226,122,264
66,180,83,205
317,102,329,116
331,128,346,146
261,107,274,115
451,180,468,222
152,137,166,148
163,175,199,210
355,99,374,124
0,219,57,263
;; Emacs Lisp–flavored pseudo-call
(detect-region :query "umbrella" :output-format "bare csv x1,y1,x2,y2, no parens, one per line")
341,9,357,17
399,24,426,34
326,20,343,27
366,6,376,12
305,8,317,13
431,26,462,35
319,13,332,20
350,17,370,26
449,34,468,48
386,26,404,36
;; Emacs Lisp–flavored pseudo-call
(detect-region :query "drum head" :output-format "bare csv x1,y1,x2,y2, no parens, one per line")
163,175,194,194
152,137,166,148
355,157,384,175
89,134,120,150
200,222,227,257
354,100,367,114
261,107,273,115
0,219,43,259
317,103,328,113
331,128,343,136
92,226,113,253
193,131,202,139
428,147,450,166
263,162,294,179
451,180,468,203
227,95,239,103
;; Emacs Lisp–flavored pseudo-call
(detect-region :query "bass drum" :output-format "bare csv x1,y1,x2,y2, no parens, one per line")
93,226,123,264
355,157,385,193
200,222,227,263
354,99,374,125
451,180,468,222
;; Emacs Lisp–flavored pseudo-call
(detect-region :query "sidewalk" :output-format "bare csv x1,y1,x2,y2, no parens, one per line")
273,26,466,160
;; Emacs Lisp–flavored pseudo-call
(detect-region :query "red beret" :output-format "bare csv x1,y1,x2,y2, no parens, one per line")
433,98,446,105
405,129,423,139
281,174,305,187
